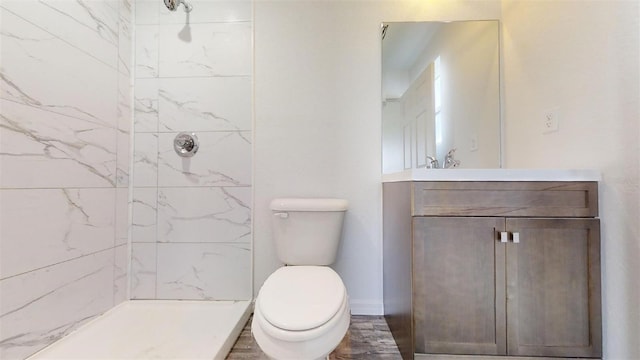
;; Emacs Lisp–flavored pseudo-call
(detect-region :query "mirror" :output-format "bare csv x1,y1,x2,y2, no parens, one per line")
382,21,501,173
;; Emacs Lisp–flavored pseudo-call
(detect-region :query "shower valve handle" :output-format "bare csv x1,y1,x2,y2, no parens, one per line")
173,132,199,157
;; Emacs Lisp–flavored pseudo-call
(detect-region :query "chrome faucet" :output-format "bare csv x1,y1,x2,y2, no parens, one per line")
426,156,439,169
443,148,460,169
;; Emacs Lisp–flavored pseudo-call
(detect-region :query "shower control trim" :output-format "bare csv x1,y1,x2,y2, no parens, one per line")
174,132,199,157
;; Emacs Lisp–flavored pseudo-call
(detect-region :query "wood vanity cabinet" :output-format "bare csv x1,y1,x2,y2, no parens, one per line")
383,181,602,360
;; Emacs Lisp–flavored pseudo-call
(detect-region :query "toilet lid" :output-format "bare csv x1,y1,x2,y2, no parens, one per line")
258,266,346,331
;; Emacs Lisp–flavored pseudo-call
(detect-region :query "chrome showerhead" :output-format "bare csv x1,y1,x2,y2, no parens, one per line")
164,0,192,12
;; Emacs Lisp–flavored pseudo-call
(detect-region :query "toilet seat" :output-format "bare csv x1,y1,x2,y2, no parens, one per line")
252,297,350,360
255,291,349,343
257,266,346,332
253,266,350,344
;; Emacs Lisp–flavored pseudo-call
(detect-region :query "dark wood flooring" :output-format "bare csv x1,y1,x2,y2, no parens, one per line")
226,315,402,359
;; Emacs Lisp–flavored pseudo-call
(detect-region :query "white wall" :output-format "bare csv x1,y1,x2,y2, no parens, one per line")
254,0,502,315
130,0,253,301
0,0,132,358
501,1,640,358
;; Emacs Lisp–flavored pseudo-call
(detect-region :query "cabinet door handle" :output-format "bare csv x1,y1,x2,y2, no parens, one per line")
500,231,509,243
513,232,520,244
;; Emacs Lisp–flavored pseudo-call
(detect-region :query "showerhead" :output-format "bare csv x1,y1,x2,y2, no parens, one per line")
164,0,192,12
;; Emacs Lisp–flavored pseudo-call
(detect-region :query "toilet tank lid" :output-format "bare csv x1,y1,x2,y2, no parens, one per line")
270,198,348,211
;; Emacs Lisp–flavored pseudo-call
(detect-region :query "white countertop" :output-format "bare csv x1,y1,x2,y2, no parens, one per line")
382,169,602,182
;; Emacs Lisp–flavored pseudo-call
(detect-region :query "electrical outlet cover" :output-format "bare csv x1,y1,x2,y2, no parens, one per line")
542,107,560,134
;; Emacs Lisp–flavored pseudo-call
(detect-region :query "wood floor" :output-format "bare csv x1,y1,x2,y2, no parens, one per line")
226,315,403,359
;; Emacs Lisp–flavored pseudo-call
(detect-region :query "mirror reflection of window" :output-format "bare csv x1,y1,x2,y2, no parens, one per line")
434,56,442,147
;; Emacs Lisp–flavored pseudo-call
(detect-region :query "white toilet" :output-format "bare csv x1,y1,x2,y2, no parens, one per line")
252,198,351,360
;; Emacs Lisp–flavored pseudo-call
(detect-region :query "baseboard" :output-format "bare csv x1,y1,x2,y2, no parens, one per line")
349,299,384,315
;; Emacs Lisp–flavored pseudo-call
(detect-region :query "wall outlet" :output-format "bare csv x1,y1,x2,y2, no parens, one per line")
542,107,560,134
470,134,479,152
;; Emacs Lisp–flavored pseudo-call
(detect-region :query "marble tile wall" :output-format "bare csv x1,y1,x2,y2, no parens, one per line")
0,1,132,359
130,0,252,301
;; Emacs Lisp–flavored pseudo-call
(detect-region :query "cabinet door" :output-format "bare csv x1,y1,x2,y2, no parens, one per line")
505,218,601,357
413,217,506,355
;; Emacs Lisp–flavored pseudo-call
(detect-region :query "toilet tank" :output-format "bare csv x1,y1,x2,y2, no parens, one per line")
270,198,348,266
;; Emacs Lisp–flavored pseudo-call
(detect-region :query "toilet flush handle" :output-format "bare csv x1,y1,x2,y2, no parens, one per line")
273,212,289,219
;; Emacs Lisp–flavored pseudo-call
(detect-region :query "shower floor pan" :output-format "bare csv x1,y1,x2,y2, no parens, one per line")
28,300,252,359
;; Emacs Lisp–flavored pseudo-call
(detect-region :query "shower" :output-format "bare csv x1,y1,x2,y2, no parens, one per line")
164,0,192,12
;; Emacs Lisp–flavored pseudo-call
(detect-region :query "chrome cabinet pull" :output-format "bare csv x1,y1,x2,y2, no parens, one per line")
499,231,520,244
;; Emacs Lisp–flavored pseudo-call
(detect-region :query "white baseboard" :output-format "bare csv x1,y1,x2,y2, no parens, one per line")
349,299,384,315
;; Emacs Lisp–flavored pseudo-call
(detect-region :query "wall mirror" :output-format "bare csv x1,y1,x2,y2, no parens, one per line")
382,20,501,173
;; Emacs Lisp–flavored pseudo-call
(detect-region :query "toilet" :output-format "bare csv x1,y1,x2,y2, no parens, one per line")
252,198,351,360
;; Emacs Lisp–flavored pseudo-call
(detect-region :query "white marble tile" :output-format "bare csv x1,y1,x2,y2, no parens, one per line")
0,188,116,279
157,187,251,243
159,22,252,77
0,249,114,360
115,187,130,246
134,78,159,132
1,0,119,68
132,187,157,243
158,0,252,24
157,131,251,187
118,72,133,131
133,132,158,187
156,243,251,300
113,244,129,305
118,0,133,76
116,129,131,187
135,24,159,78
117,73,132,187
135,0,159,25
119,0,133,25
0,100,117,188
130,243,157,299
1,7,119,125
158,76,251,132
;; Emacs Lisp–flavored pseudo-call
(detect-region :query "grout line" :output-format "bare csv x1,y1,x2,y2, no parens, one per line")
113,2,123,305
0,247,117,282
136,20,252,26
144,242,252,245
154,130,253,134
0,185,253,190
126,0,137,304
130,185,253,188
0,98,117,130
134,75,251,80
0,187,117,191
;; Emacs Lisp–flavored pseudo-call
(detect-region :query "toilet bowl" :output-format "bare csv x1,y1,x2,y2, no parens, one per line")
252,266,350,360
252,198,350,360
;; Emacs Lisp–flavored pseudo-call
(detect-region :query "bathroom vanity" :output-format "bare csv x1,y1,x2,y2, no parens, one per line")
382,170,602,360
